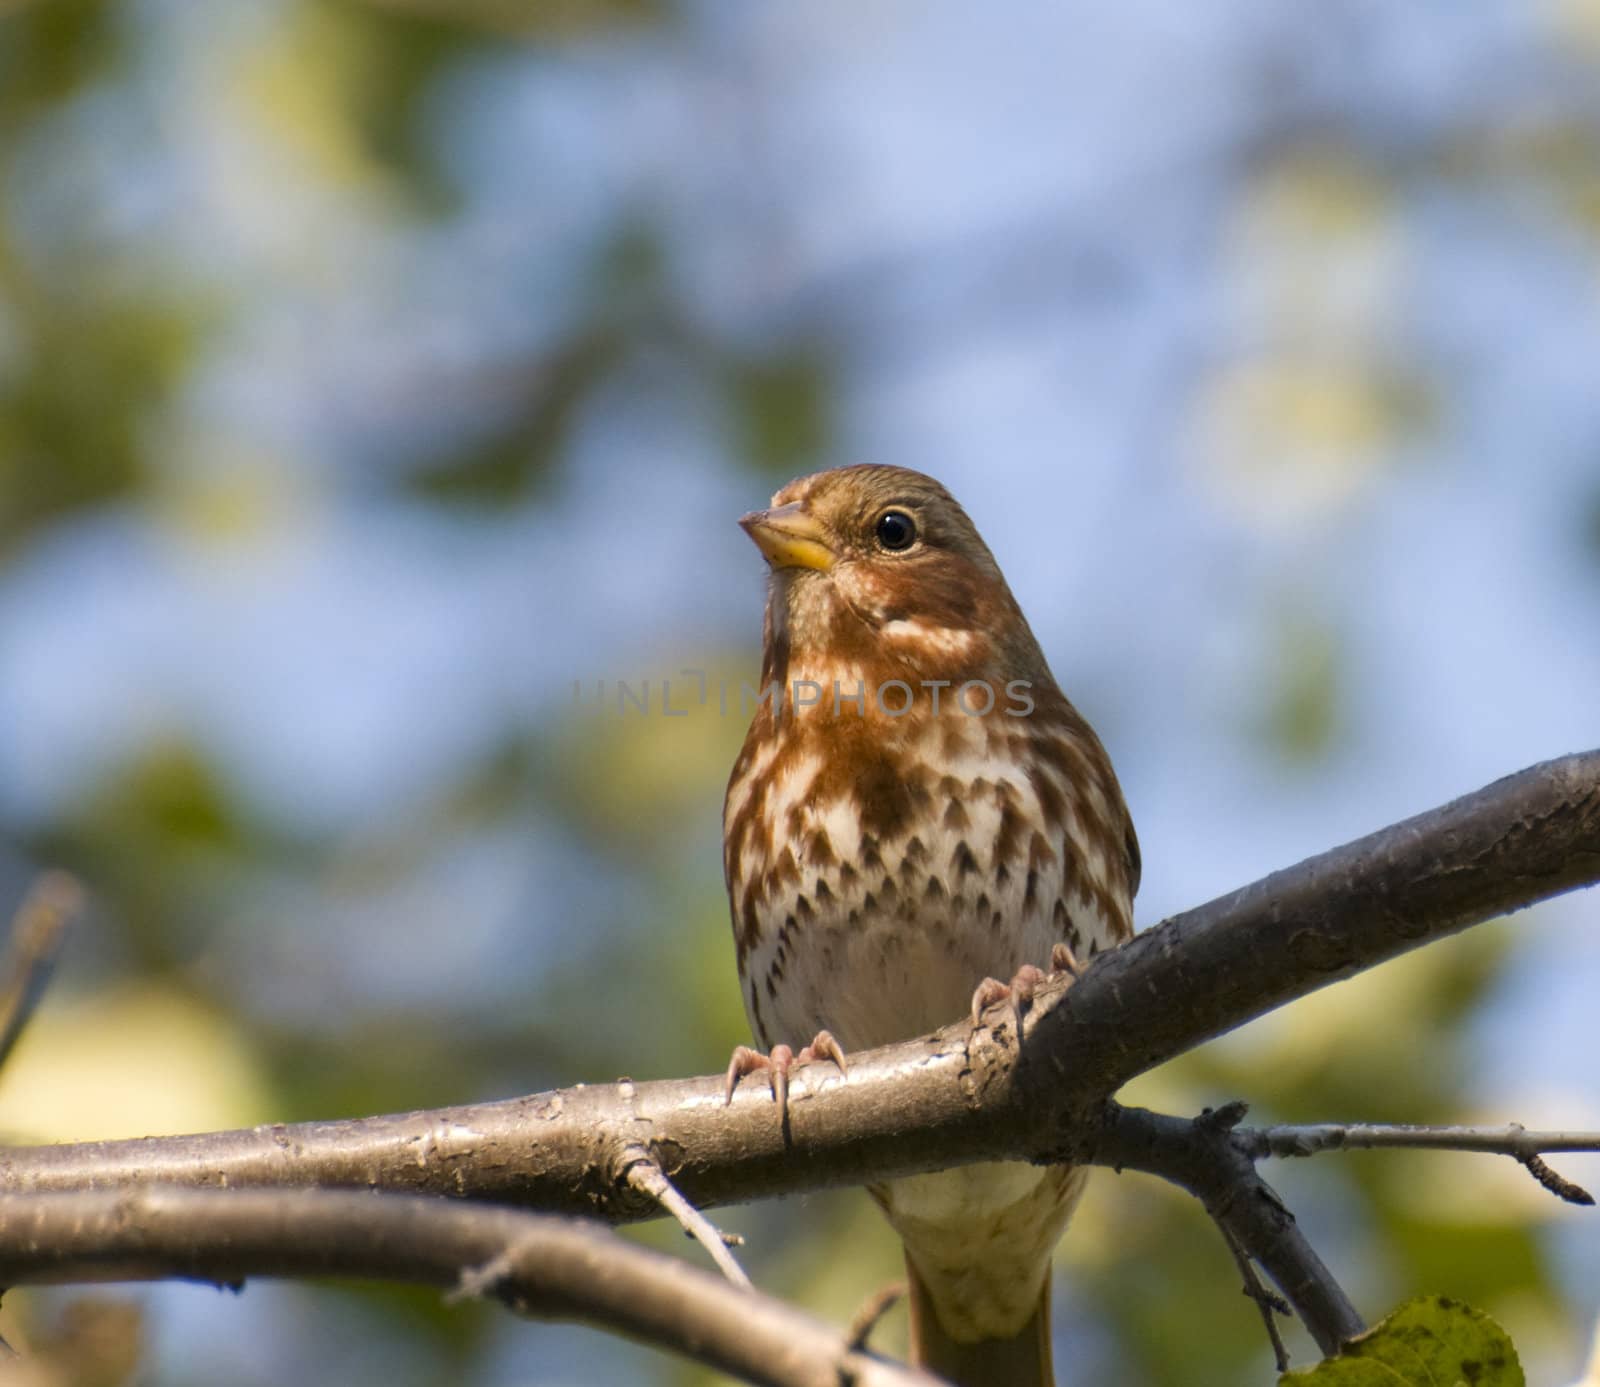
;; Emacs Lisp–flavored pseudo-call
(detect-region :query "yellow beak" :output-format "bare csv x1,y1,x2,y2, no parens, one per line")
739,502,834,572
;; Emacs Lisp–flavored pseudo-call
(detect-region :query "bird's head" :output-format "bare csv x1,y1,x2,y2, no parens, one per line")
739,464,1050,690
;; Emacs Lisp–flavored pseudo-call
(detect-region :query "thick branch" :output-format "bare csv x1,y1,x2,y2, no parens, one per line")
0,1187,939,1387
2,752,1596,1354
7,752,1593,1208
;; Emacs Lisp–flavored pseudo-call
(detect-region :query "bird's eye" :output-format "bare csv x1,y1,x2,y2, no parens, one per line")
875,510,917,551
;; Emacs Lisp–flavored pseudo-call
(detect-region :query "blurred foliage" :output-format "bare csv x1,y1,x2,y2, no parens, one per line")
0,981,275,1142
1258,604,1343,766
401,224,667,505
723,347,833,479
346,0,666,41
0,265,210,555
1585,479,1600,566
306,1,487,207
0,0,119,130
0,1297,143,1387
0,3,1594,1386
30,744,255,970
401,325,627,507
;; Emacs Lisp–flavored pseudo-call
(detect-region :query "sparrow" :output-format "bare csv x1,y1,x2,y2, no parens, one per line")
723,464,1139,1387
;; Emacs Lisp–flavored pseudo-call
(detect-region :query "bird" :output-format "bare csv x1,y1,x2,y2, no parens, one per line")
722,463,1140,1387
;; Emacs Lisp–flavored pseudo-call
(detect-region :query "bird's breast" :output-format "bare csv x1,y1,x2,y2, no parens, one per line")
725,707,1127,1053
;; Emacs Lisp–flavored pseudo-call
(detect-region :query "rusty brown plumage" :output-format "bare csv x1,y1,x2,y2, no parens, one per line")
723,464,1138,1387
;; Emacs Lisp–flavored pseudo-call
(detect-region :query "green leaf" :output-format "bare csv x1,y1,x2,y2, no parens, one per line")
1281,1295,1523,1387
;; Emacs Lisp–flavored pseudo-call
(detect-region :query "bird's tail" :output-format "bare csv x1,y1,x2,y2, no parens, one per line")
906,1254,1054,1387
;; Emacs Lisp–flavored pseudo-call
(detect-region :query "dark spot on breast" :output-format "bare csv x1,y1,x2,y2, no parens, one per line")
994,797,1026,869
838,861,859,887
880,876,900,903
1024,869,1039,911
806,829,836,867
952,842,979,878
1027,765,1067,828
861,835,884,873
765,975,778,1000
944,799,969,831
815,878,833,903
737,895,760,959
925,877,945,901
1028,832,1056,870
975,892,990,914
904,836,927,864
749,983,768,1046
796,895,813,922
770,846,801,892
939,775,962,796
827,753,922,842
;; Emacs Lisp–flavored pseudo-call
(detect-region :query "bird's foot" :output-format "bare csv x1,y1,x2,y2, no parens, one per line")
722,1030,847,1110
970,945,1084,1037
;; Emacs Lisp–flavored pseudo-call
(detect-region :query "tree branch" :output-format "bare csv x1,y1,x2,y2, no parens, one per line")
1241,1122,1600,1160
1087,1102,1365,1354
2,752,1596,1357
0,1187,940,1387
1239,1121,1599,1205
620,1143,753,1286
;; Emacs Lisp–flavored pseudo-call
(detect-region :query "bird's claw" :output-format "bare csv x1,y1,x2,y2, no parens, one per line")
722,1031,848,1112
970,959,1069,1037
1050,941,1084,978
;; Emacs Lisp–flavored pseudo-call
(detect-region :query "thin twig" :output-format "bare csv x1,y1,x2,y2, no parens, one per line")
0,1187,942,1387
1215,1219,1291,1372
0,873,82,1071
846,1282,906,1352
621,1145,753,1288
1241,1121,1599,1204
1243,1122,1600,1159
